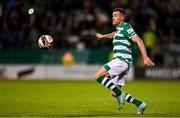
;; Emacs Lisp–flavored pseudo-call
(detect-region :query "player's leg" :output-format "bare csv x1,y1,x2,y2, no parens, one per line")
94,59,127,109
110,71,147,114
110,75,125,98
116,75,147,114
112,86,144,108
109,76,123,97
109,66,127,97
110,84,147,114
125,93,147,114
94,66,123,99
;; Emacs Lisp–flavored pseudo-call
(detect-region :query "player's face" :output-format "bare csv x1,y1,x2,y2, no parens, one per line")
112,11,124,26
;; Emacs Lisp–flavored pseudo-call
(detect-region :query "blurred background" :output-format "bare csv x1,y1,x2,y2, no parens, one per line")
0,0,180,79
1,0,180,117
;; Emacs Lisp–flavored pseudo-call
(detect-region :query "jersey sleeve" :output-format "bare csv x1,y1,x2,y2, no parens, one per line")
124,23,136,39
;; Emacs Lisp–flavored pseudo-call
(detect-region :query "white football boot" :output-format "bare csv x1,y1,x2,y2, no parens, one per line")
137,102,147,115
116,91,125,110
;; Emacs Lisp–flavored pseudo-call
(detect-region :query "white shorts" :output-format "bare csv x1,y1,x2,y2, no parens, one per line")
104,58,129,86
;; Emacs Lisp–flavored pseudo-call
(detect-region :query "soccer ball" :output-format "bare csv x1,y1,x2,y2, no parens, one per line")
38,35,53,48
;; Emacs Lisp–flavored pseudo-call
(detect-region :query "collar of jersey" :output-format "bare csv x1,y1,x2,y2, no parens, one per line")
117,21,125,28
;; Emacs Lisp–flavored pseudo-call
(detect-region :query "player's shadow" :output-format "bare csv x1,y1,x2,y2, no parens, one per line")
61,111,135,117
61,112,180,117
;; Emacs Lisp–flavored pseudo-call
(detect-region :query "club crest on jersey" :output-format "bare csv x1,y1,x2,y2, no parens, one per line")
127,28,134,34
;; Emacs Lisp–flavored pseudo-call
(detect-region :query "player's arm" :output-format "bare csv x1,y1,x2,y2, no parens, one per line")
131,35,155,67
96,32,115,40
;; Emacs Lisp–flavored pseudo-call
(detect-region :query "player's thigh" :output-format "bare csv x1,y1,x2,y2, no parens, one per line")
94,66,109,79
110,75,125,86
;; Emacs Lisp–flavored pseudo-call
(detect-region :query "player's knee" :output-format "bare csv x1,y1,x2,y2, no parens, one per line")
105,73,110,78
94,72,109,80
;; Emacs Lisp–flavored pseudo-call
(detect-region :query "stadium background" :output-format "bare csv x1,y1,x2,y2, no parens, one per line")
0,0,180,117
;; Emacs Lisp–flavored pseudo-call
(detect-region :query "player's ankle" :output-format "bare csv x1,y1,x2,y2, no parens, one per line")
112,93,116,97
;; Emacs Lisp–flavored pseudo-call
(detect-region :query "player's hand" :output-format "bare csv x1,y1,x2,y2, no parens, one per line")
96,33,103,40
144,56,155,67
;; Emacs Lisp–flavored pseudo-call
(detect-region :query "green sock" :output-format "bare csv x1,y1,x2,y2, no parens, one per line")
96,76,122,96
125,93,142,107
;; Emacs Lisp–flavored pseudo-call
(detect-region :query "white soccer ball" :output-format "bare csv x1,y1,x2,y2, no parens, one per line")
38,35,53,48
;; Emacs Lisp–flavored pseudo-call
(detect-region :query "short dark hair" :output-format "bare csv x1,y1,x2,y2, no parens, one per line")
113,8,125,15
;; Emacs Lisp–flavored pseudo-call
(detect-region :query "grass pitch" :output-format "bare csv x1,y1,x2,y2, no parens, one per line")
0,79,180,117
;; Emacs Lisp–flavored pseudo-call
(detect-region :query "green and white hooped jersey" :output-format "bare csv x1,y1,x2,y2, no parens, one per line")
113,22,136,63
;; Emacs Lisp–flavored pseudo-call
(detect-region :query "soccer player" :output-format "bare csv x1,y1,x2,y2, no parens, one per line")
95,8,155,115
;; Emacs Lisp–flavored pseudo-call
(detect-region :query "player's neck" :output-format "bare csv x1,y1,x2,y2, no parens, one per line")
117,21,125,27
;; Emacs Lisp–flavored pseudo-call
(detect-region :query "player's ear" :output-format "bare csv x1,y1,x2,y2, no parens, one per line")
120,14,125,21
